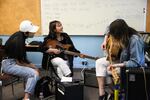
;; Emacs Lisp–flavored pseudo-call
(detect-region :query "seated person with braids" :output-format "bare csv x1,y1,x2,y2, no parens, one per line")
40,20,83,79
95,19,146,100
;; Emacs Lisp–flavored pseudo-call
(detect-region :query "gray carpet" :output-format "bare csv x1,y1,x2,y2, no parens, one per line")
1,68,99,100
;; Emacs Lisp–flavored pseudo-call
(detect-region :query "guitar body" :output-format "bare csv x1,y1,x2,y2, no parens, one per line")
106,35,122,61
106,35,121,82
45,39,99,60
106,35,121,100
45,39,71,50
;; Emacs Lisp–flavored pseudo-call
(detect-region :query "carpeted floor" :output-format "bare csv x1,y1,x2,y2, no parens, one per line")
1,68,99,100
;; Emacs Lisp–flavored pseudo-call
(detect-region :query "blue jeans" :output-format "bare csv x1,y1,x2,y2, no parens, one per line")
1,59,39,94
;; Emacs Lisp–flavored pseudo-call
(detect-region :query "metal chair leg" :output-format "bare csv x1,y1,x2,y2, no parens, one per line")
0,80,2,100
11,83,15,96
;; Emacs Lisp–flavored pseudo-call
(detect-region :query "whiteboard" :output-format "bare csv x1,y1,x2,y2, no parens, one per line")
41,0,147,35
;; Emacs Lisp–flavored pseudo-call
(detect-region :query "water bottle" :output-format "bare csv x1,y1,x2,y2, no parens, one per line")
39,92,44,100
0,81,2,86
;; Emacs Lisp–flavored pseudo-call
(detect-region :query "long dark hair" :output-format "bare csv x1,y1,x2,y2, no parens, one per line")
108,19,139,47
45,20,61,40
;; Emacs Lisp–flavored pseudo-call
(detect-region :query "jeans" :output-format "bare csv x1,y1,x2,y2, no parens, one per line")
1,59,39,94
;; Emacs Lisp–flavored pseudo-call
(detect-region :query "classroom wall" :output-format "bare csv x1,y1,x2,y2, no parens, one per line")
0,0,149,35
0,35,104,68
146,0,150,32
1,0,149,69
0,0,41,35
41,0,147,35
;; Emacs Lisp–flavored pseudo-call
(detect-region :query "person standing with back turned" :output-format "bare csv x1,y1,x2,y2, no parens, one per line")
1,20,40,100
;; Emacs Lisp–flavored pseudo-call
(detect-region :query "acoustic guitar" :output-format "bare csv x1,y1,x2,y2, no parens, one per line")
45,39,99,60
106,35,120,100
62,50,99,60
106,35,121,83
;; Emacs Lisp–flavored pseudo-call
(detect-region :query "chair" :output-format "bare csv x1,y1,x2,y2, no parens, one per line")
44,55,60,92
0,48,20,100
43,53,74,76
41,54,74,94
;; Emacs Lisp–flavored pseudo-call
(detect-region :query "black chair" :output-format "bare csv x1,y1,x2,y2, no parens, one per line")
41,53,75,94
42,53,74,78
120,67,150,100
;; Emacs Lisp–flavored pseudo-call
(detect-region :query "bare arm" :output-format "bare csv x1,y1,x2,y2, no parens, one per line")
101,35,108,50
46,48,61,54
107,63,125,71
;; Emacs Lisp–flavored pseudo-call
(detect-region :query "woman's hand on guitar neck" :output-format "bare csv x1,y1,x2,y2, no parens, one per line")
107,64,114,71
79,54,86,58
101,41,107,50
107,63,125,71
101,35,108,50
46,48,61,54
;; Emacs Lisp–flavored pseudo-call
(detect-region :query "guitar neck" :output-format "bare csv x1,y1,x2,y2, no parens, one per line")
63,50,98,60
83,54,98,60
111,68,120,84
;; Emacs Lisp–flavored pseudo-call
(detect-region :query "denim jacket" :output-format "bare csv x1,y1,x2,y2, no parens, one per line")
120,35,145,67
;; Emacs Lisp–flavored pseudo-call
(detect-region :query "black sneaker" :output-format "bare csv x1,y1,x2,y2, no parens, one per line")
99,95,106,100
108,93,114,100
99,92,111,100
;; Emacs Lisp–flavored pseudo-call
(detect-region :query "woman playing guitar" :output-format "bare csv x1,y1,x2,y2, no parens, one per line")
95,19,146,100
40,20,82,79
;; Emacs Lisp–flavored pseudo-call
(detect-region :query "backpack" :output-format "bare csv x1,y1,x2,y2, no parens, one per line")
34,76,53,98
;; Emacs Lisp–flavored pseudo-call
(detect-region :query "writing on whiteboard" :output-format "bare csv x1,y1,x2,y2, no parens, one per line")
41,0,146,35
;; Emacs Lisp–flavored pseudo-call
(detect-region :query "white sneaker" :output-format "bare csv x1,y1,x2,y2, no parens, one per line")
61,76,72,82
